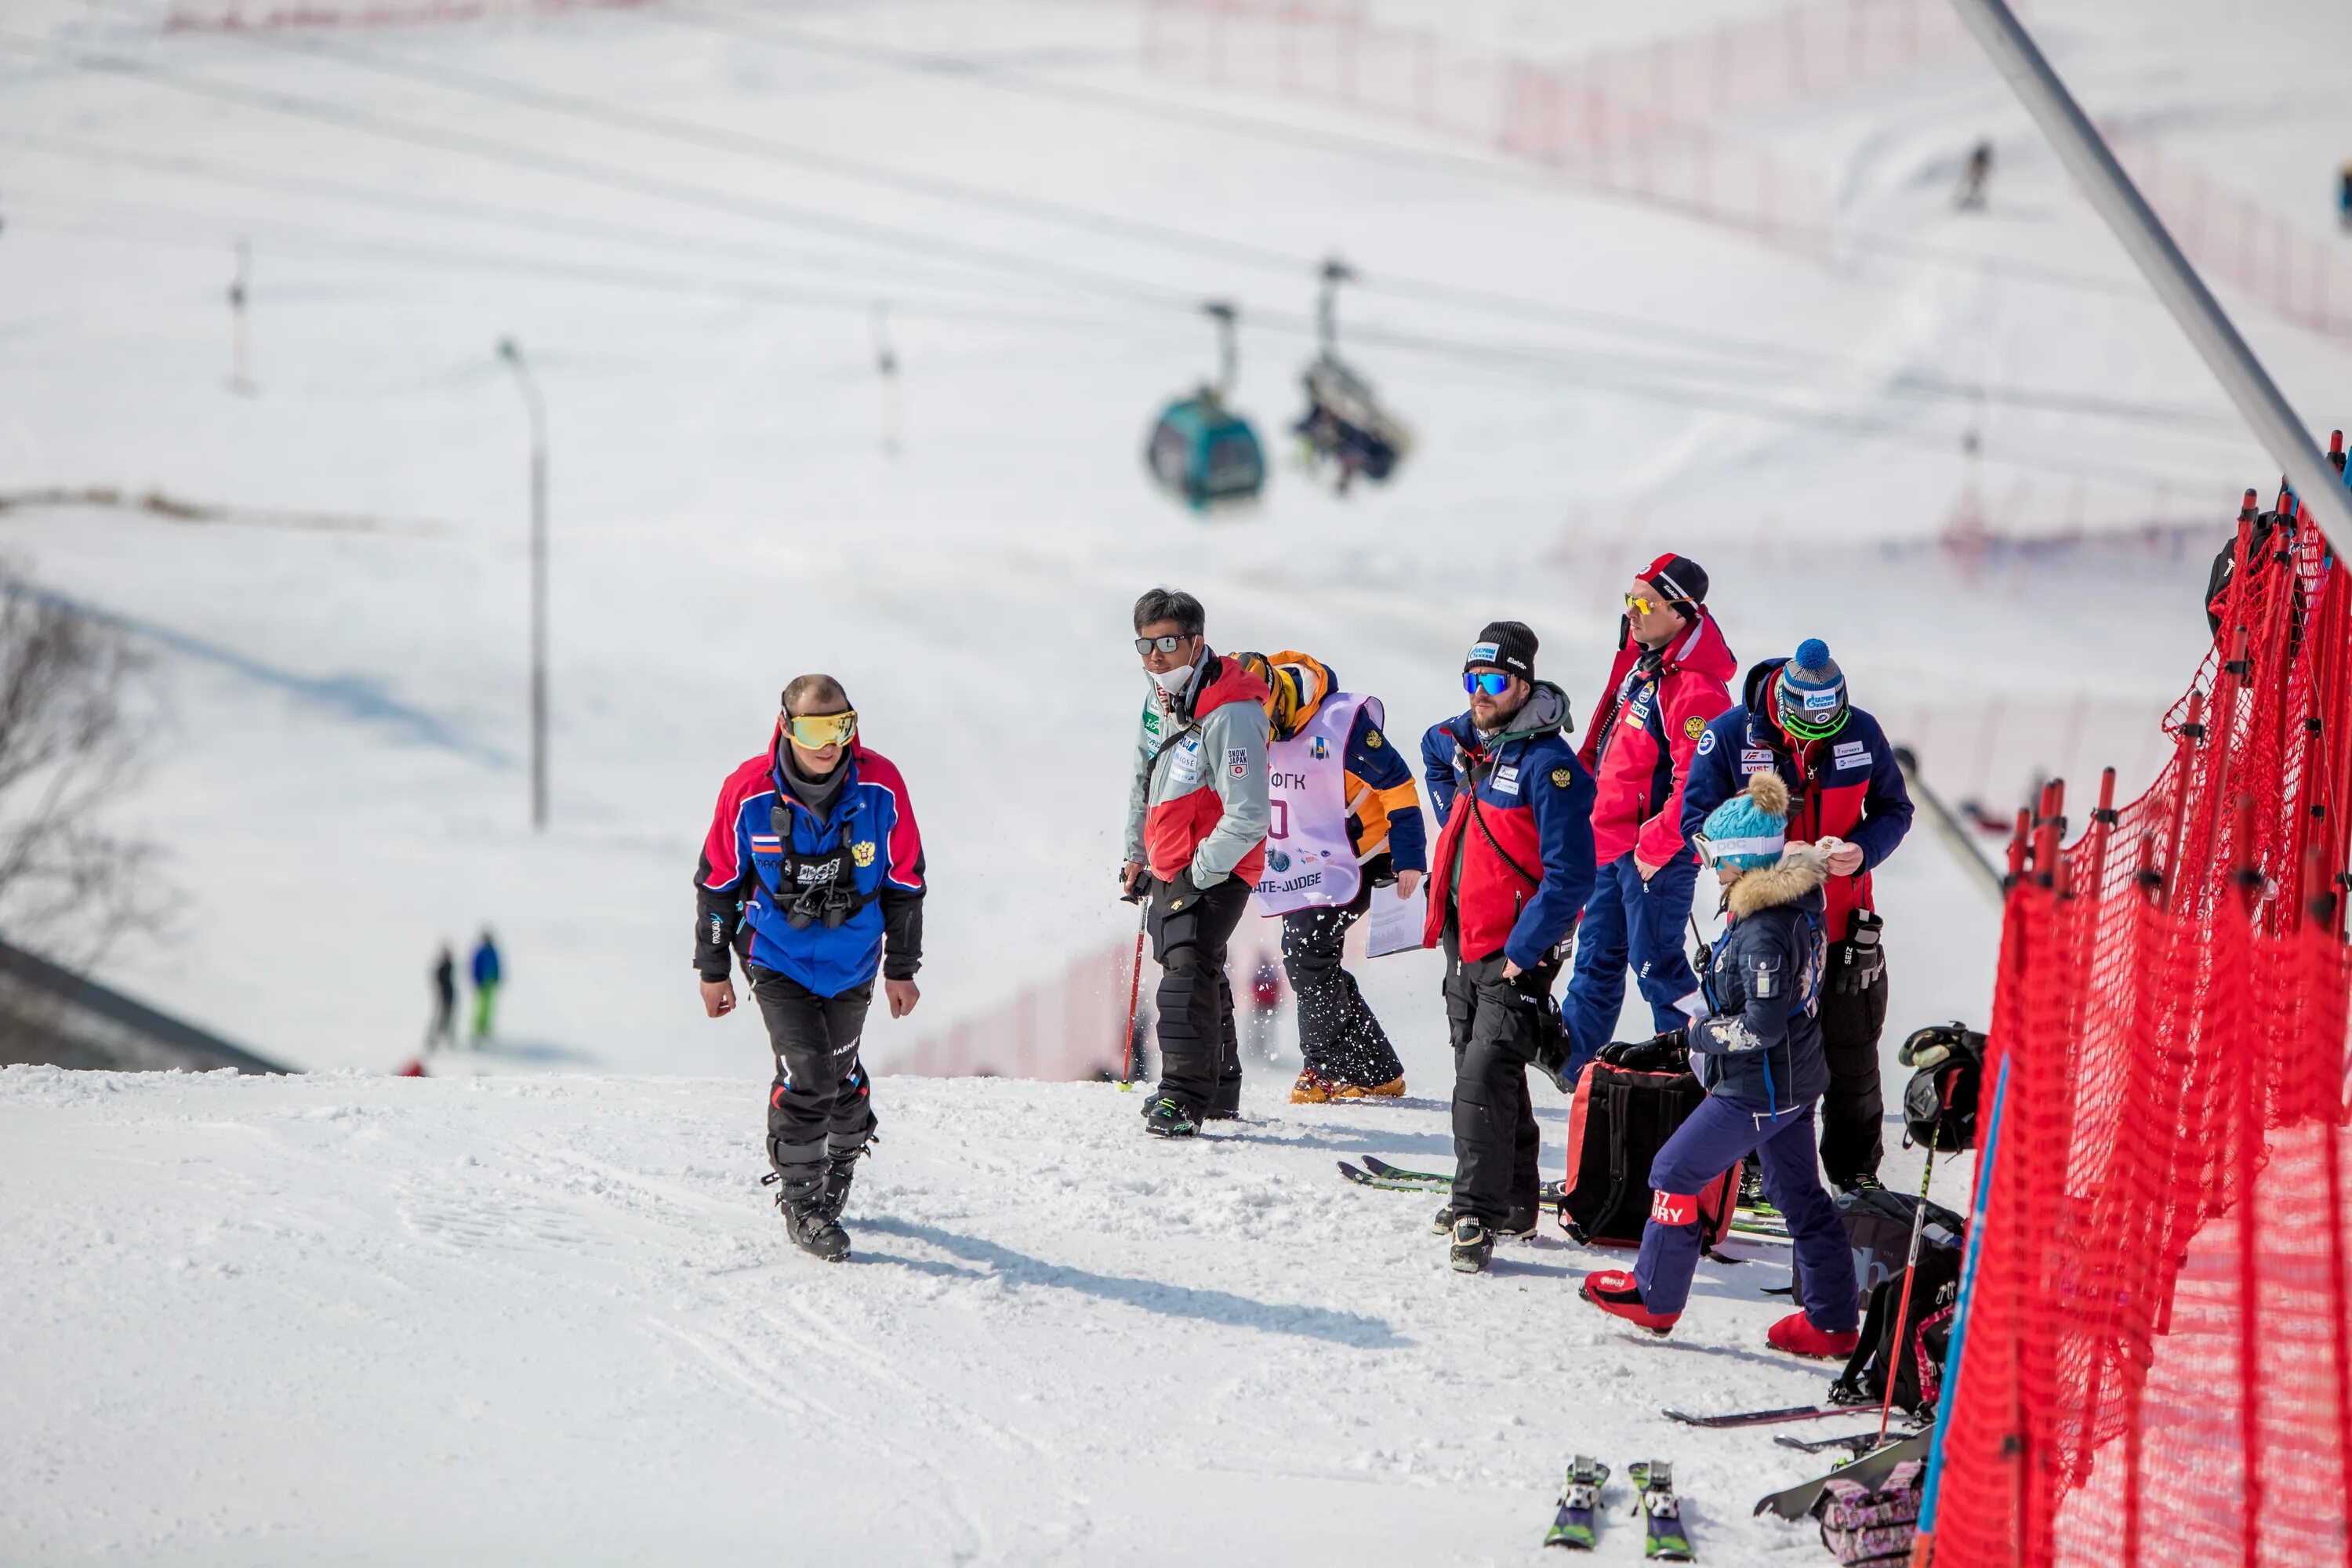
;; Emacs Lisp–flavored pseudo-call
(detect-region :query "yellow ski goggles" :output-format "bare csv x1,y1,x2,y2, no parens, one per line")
784,710,858,750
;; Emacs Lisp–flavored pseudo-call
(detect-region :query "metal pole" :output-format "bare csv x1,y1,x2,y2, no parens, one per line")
497,338,549,832
1944,0,2352,555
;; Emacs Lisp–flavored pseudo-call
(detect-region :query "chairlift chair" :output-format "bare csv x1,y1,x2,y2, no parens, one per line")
1144,302,1265,513
1291,257,1412,493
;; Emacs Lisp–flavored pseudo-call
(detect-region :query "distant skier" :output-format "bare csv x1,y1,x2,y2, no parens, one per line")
1418,622,1595,1272
1233,648,1425,1102
469,929,501,1044
1578,771,1861,1356
1958,140,1993,211
1120,588,1271,1138
1680,640,1914,1194
1561,555,1735,1083
695,673,926,1262
426,942,456,1053
2339,161,2351,232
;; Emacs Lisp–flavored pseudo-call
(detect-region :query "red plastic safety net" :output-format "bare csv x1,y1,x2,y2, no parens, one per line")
1926,477,2352,1568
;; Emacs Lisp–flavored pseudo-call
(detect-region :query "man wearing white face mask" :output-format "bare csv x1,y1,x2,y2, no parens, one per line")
1121,587,1272,1138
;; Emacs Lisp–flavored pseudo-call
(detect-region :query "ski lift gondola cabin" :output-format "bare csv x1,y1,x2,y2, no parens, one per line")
1145,302,1265,512
1292,258,1412,494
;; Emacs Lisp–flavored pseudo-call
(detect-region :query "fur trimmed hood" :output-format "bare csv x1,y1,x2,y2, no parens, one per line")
1726,841,1831,919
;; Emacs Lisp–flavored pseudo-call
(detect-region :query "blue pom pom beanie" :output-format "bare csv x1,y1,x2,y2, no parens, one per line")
1774,637,1848,739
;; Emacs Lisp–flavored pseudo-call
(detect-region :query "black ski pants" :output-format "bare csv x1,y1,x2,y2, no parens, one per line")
1281,883,1403,1088
749,966,878,1185
1443,920,1560,1228
1147,870,1249,1121
1817,939,1890,1187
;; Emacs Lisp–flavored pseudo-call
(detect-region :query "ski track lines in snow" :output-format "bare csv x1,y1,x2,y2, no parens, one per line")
0,1065,1936,1564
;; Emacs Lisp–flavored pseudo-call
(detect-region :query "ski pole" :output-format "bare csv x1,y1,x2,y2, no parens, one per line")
1686,913,1719,1011
1118,894,1148,1091
1877,1076,1955,1443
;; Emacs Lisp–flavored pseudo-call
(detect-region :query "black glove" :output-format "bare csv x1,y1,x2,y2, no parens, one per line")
1595,1029,1688,1073
1900,1021,1984,1069
1831,912,1885,996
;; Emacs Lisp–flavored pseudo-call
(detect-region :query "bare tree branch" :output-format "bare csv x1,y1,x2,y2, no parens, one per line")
0,565,165,968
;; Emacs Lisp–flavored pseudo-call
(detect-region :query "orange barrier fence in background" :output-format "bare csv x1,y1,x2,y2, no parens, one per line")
1142,0,1974,255
2112,133,2352,343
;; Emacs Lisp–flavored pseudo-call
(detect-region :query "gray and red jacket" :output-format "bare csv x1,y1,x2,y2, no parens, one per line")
1124,650,1272,887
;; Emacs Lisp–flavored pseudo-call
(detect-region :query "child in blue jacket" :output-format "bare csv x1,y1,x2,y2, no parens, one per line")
1577,771,1861,1357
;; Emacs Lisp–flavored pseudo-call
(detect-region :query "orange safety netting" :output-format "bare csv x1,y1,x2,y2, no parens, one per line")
1925,478,2352,1568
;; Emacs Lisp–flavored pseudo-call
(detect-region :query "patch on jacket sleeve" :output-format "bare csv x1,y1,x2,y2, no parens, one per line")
1683,716,1705,739
852,840,877,868
1551,768,1574,789
1226,746,1250,775
1367,730,1383,747
1754,958,1777,998
1694,728,1717,757
1704,1017,1766,1053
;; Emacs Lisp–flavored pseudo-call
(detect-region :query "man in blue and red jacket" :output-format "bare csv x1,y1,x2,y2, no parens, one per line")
1681,639,1913,1192
1420,620,1596,1274
1562,554,1737,1079
695,673,926,1262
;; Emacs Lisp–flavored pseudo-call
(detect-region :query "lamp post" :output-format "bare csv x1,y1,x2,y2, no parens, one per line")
496,337,549,832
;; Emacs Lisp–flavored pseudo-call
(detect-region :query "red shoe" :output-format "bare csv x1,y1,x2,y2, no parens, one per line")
1579,1269,1681,1336
1767,1310,1860,1359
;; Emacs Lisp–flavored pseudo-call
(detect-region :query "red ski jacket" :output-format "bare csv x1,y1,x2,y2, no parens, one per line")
1579,612,1737,869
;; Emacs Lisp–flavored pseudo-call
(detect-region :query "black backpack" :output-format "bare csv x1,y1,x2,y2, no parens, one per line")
1829,1245,1963,1415
1900,1024,1987,1152
1791,1187,1967,1315
1557,1063,1737,1249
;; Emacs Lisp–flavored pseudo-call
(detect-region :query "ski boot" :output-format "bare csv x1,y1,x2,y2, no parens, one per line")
772,1176,851,1262
1142,1096,1198,1138
1205,1069,1242,1121
1834,1171,1885,1196
818,1140,870,1225
1578,1269,1680,1335
1448,1214,1493,1273
1330,1075,1406,1100
1432,1202,1535,1238
1290,1067,1340,1104
1766,1310,1859,1359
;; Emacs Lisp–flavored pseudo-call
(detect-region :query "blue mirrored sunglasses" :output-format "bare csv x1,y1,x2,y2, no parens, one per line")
1464,671,1512,696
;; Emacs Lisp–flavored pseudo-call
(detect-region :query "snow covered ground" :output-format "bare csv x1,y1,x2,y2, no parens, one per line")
0,1060,1974,1566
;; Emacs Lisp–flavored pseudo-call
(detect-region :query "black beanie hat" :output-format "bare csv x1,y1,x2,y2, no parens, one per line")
1639,551,1710,611
1465,620,1538,680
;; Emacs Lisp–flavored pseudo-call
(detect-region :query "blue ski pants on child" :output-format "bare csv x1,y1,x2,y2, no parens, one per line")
1562,851,1702,1079
1633,1095,1859,1328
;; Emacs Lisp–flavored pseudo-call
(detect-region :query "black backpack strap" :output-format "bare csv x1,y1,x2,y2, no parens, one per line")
1595,1074,1638,1238
1461,748,1541,891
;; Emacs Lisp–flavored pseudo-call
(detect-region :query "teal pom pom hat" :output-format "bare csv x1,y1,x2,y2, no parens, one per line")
1696,771,1791,871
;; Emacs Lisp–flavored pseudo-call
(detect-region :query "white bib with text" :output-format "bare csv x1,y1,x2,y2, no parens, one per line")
1250,693,1380,916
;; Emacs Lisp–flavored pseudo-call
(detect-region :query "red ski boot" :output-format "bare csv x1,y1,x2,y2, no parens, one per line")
1767,1310,1860,1359
1579,1270,1681,1336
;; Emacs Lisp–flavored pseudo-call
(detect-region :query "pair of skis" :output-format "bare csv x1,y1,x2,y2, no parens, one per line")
1335,1156,1791,1240
1544,1457,1691,1559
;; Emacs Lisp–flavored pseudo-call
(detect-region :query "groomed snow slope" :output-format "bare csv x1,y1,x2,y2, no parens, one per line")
0,1061,1972,1566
